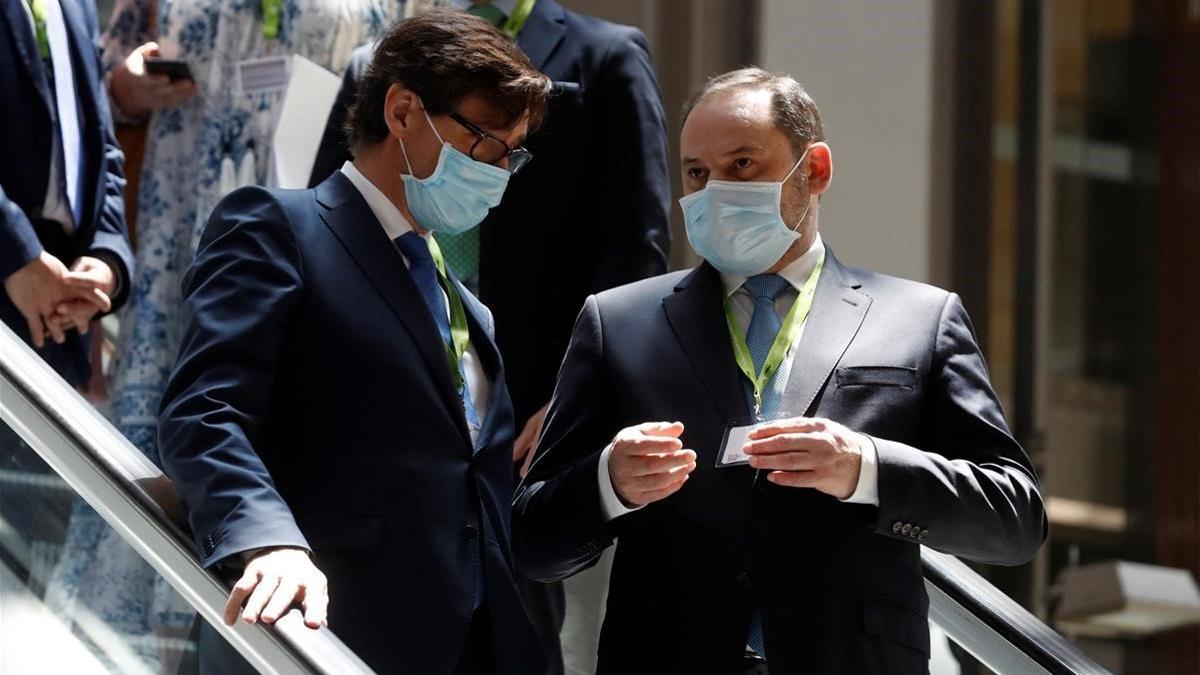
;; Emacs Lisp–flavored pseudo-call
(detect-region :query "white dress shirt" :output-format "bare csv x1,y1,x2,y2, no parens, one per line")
598,233,879,520
20,0,83,232
340,161,491,437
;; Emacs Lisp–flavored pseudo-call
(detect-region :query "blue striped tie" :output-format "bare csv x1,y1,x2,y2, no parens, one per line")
741,273,790,659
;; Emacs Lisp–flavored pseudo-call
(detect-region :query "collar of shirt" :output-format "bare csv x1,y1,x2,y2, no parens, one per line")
340,160,421,244
451,0,519,17
720,232,826,298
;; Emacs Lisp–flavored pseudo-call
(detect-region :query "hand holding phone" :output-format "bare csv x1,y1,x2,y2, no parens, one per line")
111,43,198,117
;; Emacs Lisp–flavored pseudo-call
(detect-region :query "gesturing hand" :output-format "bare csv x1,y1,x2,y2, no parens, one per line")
514,402,549,478
608,421,696,508
3,252,111,348
46,256,119,336
743,417,865,499
225,547,328,629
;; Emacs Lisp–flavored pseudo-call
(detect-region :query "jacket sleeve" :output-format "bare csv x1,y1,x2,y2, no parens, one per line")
0,184,43,282
513,295,618,582
157,187,309,568
589,27,671,294
307,43,373,188
873,293,1048,565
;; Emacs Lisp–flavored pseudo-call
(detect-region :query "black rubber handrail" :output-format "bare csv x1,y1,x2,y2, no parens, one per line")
923,547,1110,674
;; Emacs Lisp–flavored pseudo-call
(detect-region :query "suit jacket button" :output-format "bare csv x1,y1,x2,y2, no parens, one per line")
892,521,903,534
918,530,929,541
736,572,752,590
462,524,478,541
901,523,912,535
910,526,922,538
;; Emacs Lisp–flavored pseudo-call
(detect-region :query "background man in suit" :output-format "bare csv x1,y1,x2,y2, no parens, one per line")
309,2,672,670
157,12,551,674
515,68,1048,674
1,0,134,385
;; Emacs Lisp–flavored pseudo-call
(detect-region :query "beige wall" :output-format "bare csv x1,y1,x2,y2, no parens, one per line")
758,0,945,283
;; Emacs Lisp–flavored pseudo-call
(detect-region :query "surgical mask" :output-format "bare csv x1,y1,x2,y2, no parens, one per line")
399,107,511,235
680,148,813,277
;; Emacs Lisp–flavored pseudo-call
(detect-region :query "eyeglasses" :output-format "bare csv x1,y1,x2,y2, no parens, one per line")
447,111,533,174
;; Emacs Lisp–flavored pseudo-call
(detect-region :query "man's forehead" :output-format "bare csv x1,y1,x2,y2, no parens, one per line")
682,88,783,157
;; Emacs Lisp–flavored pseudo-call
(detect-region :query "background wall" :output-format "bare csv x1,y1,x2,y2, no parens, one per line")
758,0,943,283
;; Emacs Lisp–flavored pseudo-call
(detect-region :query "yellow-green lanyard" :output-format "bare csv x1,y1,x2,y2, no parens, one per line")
722,252,826,415
502,0,536,39
262,0,282,40
427,235,472,391
26,0,50,60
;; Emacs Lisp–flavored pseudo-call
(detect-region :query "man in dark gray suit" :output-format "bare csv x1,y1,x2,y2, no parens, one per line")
513,68,1047,675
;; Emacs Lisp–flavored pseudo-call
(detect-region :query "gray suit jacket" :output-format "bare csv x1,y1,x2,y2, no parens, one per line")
514,248,1047,675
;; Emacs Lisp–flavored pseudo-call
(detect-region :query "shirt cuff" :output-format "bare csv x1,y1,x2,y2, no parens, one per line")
841,433,880,506
598,442,643,521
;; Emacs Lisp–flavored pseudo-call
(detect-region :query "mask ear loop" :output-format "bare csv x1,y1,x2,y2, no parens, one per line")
398,99,446,177
783,145,815,231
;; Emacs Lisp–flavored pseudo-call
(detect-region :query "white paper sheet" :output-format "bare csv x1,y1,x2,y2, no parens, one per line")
271,55,341,189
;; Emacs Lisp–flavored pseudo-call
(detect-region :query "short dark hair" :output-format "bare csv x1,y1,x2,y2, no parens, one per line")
682,67,826,157
345,10,551,152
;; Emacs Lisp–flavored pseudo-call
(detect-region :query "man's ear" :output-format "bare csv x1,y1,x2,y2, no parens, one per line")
383,84,418,141
806,142,834,195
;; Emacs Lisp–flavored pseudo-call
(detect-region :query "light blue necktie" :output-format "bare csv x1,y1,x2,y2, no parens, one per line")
741,273,791,659
394,232,481,435
742,274,791,420
43,0,83,226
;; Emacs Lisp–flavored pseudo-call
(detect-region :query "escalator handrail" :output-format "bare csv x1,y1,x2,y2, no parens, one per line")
923,547,1110,674
0,322,374,675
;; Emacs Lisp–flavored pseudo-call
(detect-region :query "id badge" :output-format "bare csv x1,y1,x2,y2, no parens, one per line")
716,420,757,468
715,410,796,468
238,55,291,94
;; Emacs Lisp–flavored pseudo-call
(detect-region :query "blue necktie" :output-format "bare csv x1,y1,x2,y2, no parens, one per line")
394,232,480,433
742,274,792,420
741,273,791,659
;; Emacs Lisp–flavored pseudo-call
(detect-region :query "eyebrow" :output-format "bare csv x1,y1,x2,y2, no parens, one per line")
682,144,762,164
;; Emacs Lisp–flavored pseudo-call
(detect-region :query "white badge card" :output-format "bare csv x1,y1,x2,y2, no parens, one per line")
716,420,757,468
238,56,291,94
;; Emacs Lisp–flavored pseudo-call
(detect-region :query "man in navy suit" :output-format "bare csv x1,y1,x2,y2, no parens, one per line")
1,0,134,383
308,7,672,668
157,12,551,674
515,69,1047,674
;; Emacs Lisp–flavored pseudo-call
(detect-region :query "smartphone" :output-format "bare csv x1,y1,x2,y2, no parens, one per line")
144,57,193,82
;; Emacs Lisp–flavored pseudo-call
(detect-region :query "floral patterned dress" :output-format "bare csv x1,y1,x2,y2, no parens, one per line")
44,1,404,669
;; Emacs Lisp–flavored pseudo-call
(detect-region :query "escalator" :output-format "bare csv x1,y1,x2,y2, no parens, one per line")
0,320,1108,674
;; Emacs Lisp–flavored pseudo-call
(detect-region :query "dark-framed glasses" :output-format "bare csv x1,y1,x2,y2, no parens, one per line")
448,111,533,174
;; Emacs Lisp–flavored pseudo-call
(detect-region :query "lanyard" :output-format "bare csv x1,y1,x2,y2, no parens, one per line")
427,235,472,391
722,252,826,415
502,0,536,39
26,0,49,60
262,0,282,40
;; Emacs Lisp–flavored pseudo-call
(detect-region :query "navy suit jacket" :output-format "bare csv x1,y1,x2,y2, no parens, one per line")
514,252,1048,675
157,172,544,674
309,0,672,421
0,0,133,384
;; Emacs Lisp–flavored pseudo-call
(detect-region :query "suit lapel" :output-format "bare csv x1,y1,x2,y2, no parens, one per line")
782,250,872,416
663,263,752,422
516,0,566,71
315,173,472,445
1,0,53,114
58,0,101,220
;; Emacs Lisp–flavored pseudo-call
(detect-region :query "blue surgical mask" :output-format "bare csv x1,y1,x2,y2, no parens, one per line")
680,149,813,277
399,108,511,235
